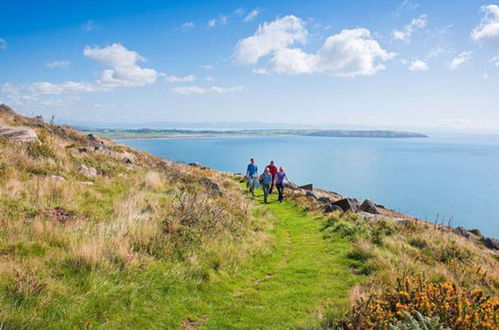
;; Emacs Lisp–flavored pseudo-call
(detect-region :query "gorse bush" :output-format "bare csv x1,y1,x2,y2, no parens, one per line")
389,311,448,330
340,275,499,329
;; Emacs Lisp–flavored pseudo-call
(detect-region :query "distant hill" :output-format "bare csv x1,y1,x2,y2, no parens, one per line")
79,127,428,139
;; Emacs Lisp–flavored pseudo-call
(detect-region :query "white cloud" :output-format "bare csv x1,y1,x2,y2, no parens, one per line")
244,9,260,22
181,22,195,30
46,60,71,69
2,44,159,109
1,83,81,109
208,16,228,28
393,0,420,17
408,59,428,71
200,64,214,71
427,46,444,58
171,85,243,95
235,8,245,16
234,15,308,65
84,43,158,87
204,76,215,81
491,54,499,66
235,17,395,77
392,14,427,42
208,19,217,28
471,5,499,44
0,38,7,50
31,81,97,94
448,51,472,70
164,74,195,83
81,20,97,32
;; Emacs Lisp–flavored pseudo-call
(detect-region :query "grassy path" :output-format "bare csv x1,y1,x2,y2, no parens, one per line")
197,190,359,329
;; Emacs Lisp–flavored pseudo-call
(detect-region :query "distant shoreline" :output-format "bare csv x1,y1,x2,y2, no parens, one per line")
80,128,428,140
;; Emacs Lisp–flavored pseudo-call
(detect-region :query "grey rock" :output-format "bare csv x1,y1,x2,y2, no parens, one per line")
305,191,317,199
480,236,499,250
298,184,313,191
80,181,94,185
0,125,40,143
50,175,66,182
317,196,332,204
453,226,472,240
324,204,343,213
331,198,360,212
79,164,97,177
360,199,379,214
469,228,482,236
188,162,202,168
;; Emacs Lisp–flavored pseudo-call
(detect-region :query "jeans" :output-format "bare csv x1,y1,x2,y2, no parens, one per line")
262,183,270,203
276,183,284,202
269,175,276,193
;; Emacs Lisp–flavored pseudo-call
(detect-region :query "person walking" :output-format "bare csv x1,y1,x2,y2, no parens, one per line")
275,166,289,202
260,167,273,203
266,160,278,194
245,158,258,196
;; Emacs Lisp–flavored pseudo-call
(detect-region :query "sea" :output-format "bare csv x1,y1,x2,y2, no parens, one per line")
115,133,499,238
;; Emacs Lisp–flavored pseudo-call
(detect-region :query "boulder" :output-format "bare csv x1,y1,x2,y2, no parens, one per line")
305,191,317,199
359,199,379,214
453,226,472,240
317,196,332,204
469,228,482,237
324,204,343,213
32,115,45,127
50,175,66,182
79,164,97,177
298,184,313,191
0,125,40,143
331,198,359,212
480,236,499,250
188,162,202,168
202,179,222,197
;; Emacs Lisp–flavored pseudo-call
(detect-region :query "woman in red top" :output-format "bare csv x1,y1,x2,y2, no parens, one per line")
266,160,278,194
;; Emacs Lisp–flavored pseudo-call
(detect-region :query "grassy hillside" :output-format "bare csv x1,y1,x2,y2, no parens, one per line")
0,104,498,329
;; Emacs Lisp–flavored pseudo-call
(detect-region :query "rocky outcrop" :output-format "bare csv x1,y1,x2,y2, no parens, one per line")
480,236,499,250
79,164,97,177
0,124,40,143
331,198,360,212
305,191,317,199
324,204,343,213
453,226,472,240
359,199,379,214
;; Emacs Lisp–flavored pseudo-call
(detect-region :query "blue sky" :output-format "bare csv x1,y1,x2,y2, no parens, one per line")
1,0,498,131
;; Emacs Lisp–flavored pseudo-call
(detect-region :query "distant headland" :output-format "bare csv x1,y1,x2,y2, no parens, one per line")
79,127,428,140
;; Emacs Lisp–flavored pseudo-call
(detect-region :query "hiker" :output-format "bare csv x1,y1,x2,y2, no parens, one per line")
266,160,278,194
275,166,289,202
245,158,258,196
260,167,273,203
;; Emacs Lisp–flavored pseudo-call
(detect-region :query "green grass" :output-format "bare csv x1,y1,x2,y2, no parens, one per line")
0,187,359,329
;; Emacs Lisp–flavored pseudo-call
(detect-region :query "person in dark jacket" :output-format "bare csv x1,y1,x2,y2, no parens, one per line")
260,167,273,203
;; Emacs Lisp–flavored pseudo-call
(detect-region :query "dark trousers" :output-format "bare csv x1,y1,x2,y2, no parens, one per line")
262,183,270,203
269,175,276,193
276,183,284,201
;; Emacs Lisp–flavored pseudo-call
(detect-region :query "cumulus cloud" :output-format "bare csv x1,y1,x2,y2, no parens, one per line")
234,16,395,77
392,14,427,42
46,60,71,69
244,9,260,22
171,85,243,95
471,5,499,44
448,51,472,70
2,44,159,109
408,59,428,71
234,15,308,65
83,43,158,87
164,74,195,83
0,38,6,50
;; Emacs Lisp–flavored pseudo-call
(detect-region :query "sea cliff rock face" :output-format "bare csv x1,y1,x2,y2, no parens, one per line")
0,124,40,143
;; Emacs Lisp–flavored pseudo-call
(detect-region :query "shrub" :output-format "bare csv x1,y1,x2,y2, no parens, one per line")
339,275,499,329
389,311,448,330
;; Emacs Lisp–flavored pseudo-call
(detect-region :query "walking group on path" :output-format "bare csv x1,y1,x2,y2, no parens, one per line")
245,158,290,203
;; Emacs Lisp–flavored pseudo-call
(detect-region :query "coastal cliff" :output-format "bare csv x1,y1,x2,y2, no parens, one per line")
0,104,497,329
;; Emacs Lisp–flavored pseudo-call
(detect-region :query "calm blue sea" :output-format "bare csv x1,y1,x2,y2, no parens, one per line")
116,134,499,238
